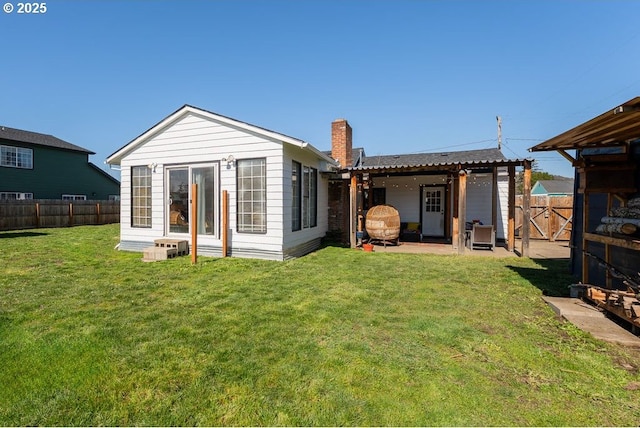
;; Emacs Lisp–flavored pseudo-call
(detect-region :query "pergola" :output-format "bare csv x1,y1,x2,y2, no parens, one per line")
344,157,533,256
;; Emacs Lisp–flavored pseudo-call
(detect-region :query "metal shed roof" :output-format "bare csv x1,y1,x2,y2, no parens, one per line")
348,148,529,173
530,97,640,152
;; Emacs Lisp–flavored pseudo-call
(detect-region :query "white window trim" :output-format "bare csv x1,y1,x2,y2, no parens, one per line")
61,194,87,201
292,162,317,231
1,144,33,169
0,191,33,200
131,165,152,228
165,162,220,238
236,158,267,234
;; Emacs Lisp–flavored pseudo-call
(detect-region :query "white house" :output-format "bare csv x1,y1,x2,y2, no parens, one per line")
106,105,338,261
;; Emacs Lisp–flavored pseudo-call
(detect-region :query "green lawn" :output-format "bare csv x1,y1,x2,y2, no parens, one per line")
1,224,639,426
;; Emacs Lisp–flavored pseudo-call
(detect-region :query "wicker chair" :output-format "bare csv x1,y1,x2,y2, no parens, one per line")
365,205,400,246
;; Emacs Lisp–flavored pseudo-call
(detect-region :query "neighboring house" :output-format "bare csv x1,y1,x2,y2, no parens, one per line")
531,179,574,196
327,119,531,253
0,126,120,200
106,105,338,261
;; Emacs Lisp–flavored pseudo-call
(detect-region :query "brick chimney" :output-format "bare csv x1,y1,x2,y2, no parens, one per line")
331,119,352,168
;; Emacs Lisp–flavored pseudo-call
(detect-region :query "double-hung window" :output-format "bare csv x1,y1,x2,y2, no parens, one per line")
131,166,152,228
237,158,266,233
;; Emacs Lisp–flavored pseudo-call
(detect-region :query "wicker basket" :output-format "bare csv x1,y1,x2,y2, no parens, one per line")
366,205,400,242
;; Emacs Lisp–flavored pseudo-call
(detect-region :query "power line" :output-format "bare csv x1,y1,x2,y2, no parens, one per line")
414,138,496,153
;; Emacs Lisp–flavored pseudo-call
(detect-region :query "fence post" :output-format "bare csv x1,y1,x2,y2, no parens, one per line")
35,202,40,228
96,202,101,224
69,202,73,227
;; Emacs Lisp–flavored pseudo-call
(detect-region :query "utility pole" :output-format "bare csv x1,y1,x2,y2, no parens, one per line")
496,116,502,150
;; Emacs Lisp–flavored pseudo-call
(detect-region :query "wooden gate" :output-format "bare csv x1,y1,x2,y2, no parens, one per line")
515,195,573,241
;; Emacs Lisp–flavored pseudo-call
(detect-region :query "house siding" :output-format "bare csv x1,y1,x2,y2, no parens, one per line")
467,171,509,240
0,141,119,199
375,175,447,224
282,144,329,253
496,173,509,241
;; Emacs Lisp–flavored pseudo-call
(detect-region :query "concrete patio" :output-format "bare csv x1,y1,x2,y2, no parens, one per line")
367,239,571,259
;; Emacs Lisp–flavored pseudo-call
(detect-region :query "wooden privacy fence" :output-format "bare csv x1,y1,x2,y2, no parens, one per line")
0,200,120,231
515,195,573,241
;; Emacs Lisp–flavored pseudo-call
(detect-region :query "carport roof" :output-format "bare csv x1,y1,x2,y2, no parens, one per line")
530,96,640,152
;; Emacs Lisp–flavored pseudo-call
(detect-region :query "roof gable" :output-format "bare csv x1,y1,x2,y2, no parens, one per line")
106,105,336,165
0,126,93,154
534,179,574,195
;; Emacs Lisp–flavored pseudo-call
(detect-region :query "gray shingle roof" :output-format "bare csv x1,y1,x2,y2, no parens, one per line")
536,179,574,194
0,126,94,154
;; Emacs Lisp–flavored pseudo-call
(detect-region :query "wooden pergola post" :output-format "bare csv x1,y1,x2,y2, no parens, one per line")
491,167,498,231
191,184,198,264
349,173,357,248
452,172,460,251
507,165,516,252
521,160,532,257
457,169,467,254
222,190,228,258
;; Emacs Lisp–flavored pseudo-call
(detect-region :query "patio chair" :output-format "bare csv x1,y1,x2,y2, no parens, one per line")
470,224,495,251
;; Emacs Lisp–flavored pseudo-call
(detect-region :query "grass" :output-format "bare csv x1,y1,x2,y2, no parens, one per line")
1,224,640,426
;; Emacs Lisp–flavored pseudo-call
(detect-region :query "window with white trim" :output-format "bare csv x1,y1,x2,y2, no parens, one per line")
62,194,87,201
237,158,266,233
1,145,33,169
0,192,33,200
131,166,152,228
292,162,317,230
292,161,301,231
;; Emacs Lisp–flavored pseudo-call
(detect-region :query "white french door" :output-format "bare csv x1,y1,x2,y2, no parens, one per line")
165,164,218,237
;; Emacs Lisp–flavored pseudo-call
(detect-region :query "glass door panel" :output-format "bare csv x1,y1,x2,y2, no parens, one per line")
192,166,215,235
168,168,189,234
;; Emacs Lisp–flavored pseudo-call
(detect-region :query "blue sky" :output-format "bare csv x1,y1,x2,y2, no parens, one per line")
2,0,640,179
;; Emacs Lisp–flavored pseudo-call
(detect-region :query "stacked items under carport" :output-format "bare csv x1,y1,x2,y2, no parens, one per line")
585,196,640,332
595,195,640,236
